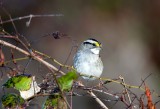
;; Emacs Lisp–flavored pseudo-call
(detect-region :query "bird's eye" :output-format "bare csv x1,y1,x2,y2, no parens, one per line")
92,43,96,47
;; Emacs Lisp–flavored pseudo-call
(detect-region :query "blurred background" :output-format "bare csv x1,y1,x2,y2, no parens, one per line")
0,0,160,109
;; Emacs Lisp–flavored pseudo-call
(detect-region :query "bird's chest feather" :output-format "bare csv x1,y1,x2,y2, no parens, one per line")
75,52,99,72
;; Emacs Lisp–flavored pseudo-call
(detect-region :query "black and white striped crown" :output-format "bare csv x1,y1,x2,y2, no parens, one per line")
83,38,101,47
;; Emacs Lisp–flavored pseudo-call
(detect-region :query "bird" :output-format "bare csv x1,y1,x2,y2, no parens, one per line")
73,38,103,80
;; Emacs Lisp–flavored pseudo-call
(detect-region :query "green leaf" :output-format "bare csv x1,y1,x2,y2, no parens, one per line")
43,94,60,109
1,93,25,108
57,71,78,92
43,94,67,109
3,74,32,91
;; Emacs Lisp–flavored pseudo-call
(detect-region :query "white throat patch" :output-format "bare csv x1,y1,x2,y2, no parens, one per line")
91,48,100,55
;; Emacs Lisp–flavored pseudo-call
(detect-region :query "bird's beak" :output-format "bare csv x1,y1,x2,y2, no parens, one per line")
99,43,102,48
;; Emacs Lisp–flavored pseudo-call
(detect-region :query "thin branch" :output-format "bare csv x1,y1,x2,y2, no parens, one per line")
119,75,132,106
0,14,64,24
91,88,119,99
139,73,152,87
1,7,18,34
0,39,65,75
87,91,109,109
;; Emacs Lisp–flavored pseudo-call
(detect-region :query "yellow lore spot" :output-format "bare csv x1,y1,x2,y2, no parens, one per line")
95,42,101,47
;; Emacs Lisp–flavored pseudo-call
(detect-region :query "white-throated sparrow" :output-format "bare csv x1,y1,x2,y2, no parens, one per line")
74,38,103,80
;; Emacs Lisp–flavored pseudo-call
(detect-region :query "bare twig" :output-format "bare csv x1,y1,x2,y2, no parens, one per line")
1,7,18,34
139,73,152,87
0,39,65,75
87,90,109,109
119,75,132,106
0,14,64,24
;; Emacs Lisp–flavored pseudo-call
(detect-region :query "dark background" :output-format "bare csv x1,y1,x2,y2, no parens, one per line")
0,0,160,109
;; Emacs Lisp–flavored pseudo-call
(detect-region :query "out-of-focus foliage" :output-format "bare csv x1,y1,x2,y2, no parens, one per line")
43,93,67,109
1,93,25,108
92,0,125,12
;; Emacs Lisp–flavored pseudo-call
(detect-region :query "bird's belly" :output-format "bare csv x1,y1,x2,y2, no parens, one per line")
76,62,102,79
